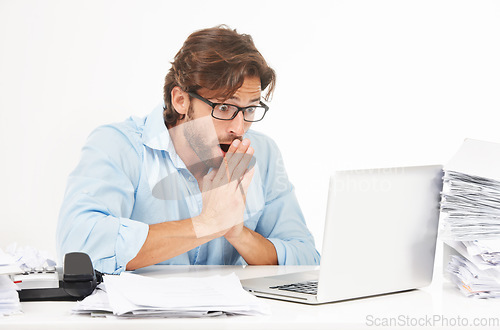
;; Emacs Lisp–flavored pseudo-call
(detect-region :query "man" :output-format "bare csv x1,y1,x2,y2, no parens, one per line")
56,26,320,274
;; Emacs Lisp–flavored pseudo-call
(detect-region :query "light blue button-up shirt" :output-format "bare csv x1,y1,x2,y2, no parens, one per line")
56,104,320,274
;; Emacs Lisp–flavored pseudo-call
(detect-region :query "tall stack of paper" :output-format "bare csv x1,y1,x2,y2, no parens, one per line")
73,272,269,318
441,139,500,298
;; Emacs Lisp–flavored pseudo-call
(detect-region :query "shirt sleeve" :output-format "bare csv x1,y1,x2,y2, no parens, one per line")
253,136,321,265
56,124,149,274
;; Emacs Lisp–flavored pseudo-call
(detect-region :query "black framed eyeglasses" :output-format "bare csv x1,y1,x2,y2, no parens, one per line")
187,92,269,122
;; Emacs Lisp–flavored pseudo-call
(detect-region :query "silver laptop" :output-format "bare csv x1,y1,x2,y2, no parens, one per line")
241,165,443,304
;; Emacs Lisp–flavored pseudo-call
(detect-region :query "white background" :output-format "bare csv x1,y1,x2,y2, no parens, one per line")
0,0,499,259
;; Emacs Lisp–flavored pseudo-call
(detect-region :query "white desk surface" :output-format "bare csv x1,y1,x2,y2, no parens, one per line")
2,265,500,330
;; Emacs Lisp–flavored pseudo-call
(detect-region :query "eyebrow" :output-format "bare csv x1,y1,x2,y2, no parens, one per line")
228,96,261,104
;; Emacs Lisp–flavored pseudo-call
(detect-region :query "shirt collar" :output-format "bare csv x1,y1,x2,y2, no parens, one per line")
142,102,187,169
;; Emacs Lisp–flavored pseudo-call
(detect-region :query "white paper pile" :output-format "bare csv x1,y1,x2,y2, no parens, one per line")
441,139,500,298
447,255,500,298
73,272,269,318
441,171,500,240
0,248,22,316
0,244,60,316
4,243,56,273
0,248,22,276
0,275,21,316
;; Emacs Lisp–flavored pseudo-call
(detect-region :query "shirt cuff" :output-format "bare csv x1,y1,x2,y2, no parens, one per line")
267,237,286,265
115,218,149,272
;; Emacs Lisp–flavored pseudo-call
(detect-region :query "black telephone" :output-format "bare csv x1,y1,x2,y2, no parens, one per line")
14,252,103,301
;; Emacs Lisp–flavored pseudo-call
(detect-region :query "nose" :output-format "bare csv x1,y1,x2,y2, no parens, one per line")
228,111,245,136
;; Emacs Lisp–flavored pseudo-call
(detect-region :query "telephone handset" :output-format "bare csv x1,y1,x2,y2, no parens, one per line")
13,252,103,301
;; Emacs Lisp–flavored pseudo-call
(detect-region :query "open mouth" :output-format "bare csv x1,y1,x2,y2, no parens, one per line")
219,138,243,156
219,143,231,156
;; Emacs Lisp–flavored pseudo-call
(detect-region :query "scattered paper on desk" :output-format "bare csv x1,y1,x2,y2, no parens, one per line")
0,244,59,316
4,243,56,272
0,249,22,276
0,275,21,316
73,272,269,318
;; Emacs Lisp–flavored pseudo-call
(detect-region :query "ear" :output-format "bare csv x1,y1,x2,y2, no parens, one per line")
171,86,190,115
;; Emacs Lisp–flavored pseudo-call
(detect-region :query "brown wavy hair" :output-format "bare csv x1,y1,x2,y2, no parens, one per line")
163,25,276,126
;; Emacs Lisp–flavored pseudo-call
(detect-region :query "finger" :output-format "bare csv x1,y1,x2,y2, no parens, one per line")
212,139,242,184
212,154,231,186
225,139,251,180
224,138,248,163
213,138,250,184
237,167,256,202
225,138,241,156
240,166,255,189
231,146,254,182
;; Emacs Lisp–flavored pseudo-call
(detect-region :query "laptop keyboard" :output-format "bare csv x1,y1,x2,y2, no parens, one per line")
270,280,318,295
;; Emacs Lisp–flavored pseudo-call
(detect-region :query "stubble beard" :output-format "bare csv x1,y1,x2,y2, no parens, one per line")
183,105,224,170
